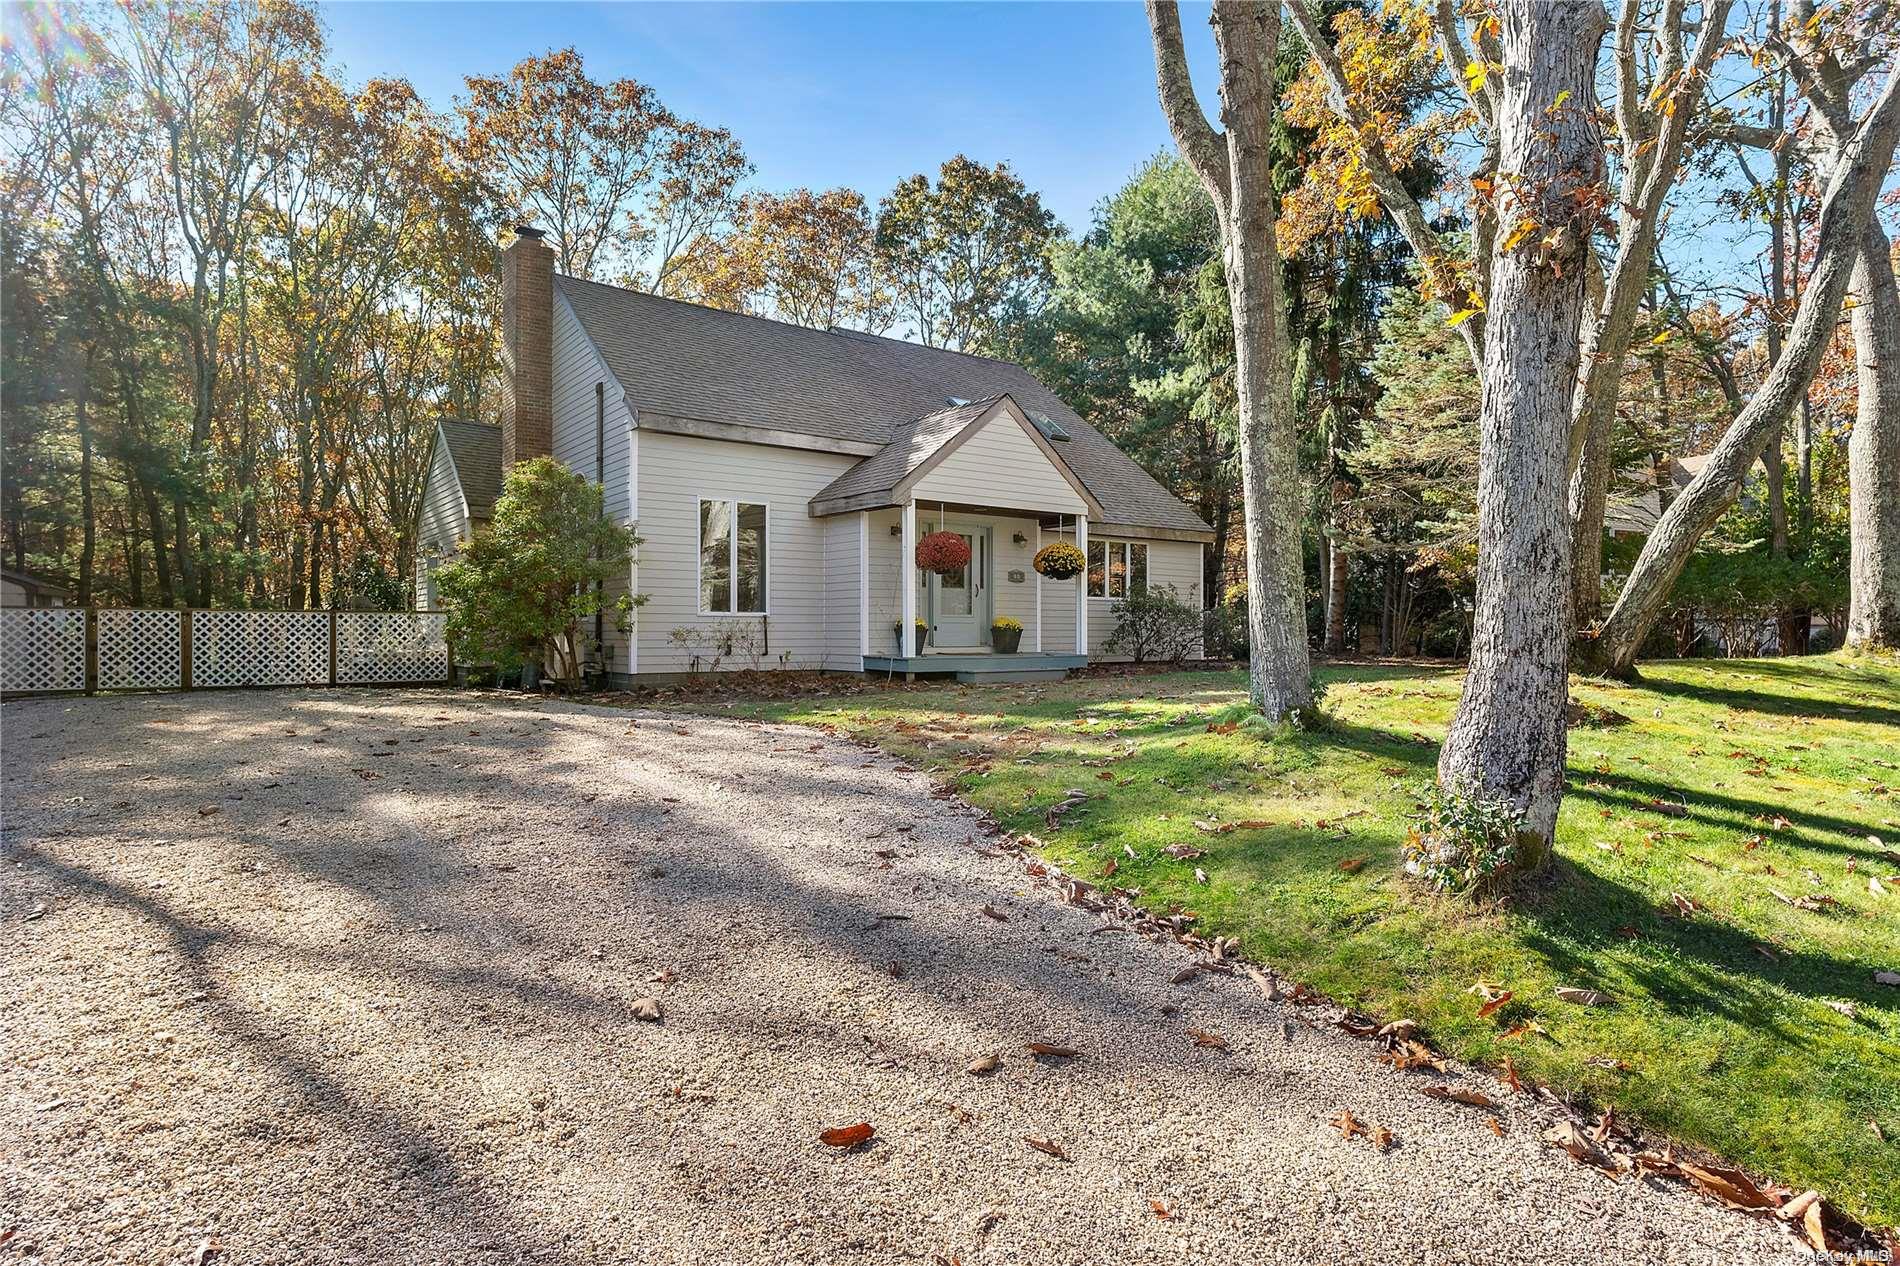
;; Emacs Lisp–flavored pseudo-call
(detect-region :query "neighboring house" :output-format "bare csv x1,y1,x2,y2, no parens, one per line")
1600,453,1770,537
418,225,1214,683
413,417,503,610
1,568,72,608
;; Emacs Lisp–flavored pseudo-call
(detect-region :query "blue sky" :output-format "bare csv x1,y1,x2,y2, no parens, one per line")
319,1,1221,237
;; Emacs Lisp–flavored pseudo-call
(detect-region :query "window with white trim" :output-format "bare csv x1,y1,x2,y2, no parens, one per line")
699,499,768,614
1087,539,1148,598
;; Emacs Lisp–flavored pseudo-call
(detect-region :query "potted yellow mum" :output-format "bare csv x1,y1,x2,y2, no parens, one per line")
991,616,1023,653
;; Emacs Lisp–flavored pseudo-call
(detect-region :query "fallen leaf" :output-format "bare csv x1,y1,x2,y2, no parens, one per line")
1487,1117,1505,1137
198,805,220,817
1554,986,1612,1007
1149,1199,1173,1220
966,1053,1000,1075
980,904,1009,922
1500,1055,1523,1093
1187,1027,1228,1050
820,1122,875,1149
630,997,663,1023
1024,1134,1069,1160
1476,990,1514,1020
1331,1109,1370,1140
193,1240,221,1266
1802,1199,1829,1254
1164,844,1205,860
1372,1125,1395,1151
1027,1042,1080,1059
1422,1084,1497,1109
1337,857,1366,874
1543,1120,1615,1172
1875,971,1900,987
1678,1160,1774,1210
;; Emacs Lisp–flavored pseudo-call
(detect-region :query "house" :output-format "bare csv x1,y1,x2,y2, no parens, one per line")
1,568,72,608
418,225,1214,683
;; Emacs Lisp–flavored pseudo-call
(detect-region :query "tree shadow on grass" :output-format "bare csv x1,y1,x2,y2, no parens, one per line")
1631,669,1900,727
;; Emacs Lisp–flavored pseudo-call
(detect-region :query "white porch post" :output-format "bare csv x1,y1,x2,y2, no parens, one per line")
1074,514,1089,656
1033,521,1043,653
858,511,870,657
900,500,918,657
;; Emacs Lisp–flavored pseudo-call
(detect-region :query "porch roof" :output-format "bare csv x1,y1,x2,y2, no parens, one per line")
807,394,1106,519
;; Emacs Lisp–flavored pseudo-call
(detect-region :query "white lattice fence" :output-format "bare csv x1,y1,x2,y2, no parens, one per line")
336,612,449,684
0,608,86,693
190,610,330,688
97,609,182,689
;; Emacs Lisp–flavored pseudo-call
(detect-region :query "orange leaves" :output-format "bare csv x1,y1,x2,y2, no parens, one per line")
1331,1109,1370,1141
1026,1042,1080,1059
820,1122,875,1149
1422,1084,1498,1109
1024,1135,1070,1161
1475,990,1513,1020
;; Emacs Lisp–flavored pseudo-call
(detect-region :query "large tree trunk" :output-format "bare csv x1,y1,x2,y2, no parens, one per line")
1582,62,1900,677
1847,223,1900,649
1437,0,1605,859
1147,0,1312,718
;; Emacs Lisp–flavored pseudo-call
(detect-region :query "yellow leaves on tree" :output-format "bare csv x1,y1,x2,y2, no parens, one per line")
1278,0,1467,259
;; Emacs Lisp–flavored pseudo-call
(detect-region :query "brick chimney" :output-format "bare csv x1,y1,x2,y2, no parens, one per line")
501,224,554,469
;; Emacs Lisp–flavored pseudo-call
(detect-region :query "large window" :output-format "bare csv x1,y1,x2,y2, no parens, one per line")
699,499,768,614
1087,539,1148,599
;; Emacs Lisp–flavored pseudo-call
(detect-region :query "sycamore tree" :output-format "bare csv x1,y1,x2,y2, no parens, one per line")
436,458,638,688
1146,0,1313,720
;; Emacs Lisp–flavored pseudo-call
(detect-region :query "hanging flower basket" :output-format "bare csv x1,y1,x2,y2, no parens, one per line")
915,530,972,575
1033,540,1086,580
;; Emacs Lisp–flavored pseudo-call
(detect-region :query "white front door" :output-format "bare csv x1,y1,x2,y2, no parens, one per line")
926,527,988,647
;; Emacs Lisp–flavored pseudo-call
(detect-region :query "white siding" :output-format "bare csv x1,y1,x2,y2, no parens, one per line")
550,294,638,670
414,435,471,610
1039,532,1204,659
633,431,856,674
911,411,1088,516
822,514,862,669
416,436,469,554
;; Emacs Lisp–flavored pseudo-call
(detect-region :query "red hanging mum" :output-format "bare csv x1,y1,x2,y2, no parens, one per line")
915,531,972,575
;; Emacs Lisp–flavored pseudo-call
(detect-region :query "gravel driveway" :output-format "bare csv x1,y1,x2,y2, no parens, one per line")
3,689,1793,1264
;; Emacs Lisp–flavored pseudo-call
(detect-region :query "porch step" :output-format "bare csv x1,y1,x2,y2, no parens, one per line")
861,652,1085,683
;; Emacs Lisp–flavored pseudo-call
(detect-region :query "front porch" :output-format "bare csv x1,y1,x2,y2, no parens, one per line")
861,650,1087,682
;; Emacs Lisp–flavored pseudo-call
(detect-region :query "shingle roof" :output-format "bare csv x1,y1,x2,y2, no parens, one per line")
554,275,1210,535
810,395,1008,507
440,418,502,518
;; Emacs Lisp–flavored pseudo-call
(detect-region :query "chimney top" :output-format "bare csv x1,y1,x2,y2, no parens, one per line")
513,223,546,242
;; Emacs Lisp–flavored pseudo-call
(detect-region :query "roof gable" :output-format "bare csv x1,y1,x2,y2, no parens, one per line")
438,418,502,518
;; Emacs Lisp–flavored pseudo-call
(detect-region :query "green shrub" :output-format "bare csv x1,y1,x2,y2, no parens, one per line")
437,458,640,688
1403,784,1528,896
1104,583,1202,664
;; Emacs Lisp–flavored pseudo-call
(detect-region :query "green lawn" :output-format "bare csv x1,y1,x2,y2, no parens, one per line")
666,654,1900,1225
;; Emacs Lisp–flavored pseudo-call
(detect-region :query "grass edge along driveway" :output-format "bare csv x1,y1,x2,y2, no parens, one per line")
661,654,1900,1227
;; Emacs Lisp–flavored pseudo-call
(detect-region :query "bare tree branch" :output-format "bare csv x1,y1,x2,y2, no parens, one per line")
1144,0,1231,217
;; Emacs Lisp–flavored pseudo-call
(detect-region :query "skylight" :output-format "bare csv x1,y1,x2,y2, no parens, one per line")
1029,411,1071,442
